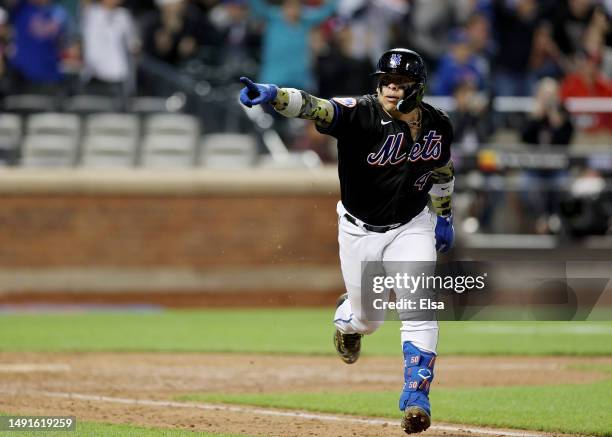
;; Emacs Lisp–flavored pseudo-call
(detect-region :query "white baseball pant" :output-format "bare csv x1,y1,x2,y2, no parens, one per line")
333,201,439,353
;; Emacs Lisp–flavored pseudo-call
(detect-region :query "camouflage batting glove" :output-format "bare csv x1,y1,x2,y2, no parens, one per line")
239,76,278,108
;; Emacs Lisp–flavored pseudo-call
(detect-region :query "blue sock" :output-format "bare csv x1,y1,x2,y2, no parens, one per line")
398,341,436,416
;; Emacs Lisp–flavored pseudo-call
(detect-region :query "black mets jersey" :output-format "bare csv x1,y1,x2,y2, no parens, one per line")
317,94,453,226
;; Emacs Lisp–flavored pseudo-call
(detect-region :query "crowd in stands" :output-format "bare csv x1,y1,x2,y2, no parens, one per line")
0,0,610,100
0,0,608,110
0,0,609,135
0,0,611,235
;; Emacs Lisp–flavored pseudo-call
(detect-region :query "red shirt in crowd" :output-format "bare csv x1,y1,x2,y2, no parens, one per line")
560,71,612,131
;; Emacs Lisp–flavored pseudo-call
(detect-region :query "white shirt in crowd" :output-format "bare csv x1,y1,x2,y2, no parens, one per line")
81,4,139,83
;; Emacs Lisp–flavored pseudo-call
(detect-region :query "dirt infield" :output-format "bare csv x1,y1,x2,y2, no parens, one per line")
0,352,609,436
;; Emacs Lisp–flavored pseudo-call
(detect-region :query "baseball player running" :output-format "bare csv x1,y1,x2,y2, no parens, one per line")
239,48,455,434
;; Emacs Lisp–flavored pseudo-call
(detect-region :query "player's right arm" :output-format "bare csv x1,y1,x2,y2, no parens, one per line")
239,77,335,128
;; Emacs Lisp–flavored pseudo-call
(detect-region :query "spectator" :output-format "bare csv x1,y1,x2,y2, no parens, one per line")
431,28,486,96
247,0,337,91
450,80,493,152
56,0,78,22
336,0,409,64
81,0,140,98
445,0,496,27
465,11,495,90
313,22,372,98
552,0,599,56
209,0,261,64
399,0,458,69
522,77,574,145
0,6,9,96
452,79,498,234
191,0,224,14
529,22,568,82
6,0,75,94
141,0,220,66
465,11,494,58
520,78,574,234
582,6,612,75
492,0,541,96
122,0,155,19
560,50,612,131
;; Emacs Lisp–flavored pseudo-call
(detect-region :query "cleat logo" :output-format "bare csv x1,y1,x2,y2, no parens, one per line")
418,368,432,381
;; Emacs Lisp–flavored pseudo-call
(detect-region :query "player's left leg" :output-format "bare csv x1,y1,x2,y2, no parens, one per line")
382,207,438,434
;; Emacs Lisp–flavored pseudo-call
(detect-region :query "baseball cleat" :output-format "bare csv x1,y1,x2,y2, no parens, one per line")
333,293,363,364
401,406,431,434
333,329,362,364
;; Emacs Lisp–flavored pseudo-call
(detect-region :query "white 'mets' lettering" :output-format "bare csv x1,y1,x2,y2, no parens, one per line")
408,130,443,162
367,133,406,166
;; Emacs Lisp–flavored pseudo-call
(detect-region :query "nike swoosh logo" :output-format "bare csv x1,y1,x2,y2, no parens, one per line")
381,120,392,125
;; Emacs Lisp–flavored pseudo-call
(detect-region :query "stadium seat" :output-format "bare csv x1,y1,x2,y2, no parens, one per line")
63,95,118,114
140,135,197,167
85,113,140,137
81,136,138,168
27,113,80,136
3,95,56,113
144,113,200,136
21,113,81,167
0,114,23,165
140,114,200,167
200,133,257,169
21,134,79,167
80,113,140,167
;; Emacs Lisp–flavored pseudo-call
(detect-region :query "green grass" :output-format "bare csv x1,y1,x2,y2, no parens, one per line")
0,416,255,437
179,379,612,436
2,309,611,435
1,309,612,355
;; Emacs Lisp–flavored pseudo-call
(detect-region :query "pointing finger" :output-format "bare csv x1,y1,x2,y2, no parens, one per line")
240,76,258,92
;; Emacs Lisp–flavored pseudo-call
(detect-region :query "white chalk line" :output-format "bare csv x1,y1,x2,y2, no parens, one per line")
440,362,562,371
0,389,547,437
0,364,71,373
465,325,612,335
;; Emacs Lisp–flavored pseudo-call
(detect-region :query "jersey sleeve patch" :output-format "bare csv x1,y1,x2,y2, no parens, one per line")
332,97,357,108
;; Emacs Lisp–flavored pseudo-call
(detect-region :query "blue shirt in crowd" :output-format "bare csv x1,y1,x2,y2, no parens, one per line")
432,54,486,96
9,0,71,83
248,0,336,91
